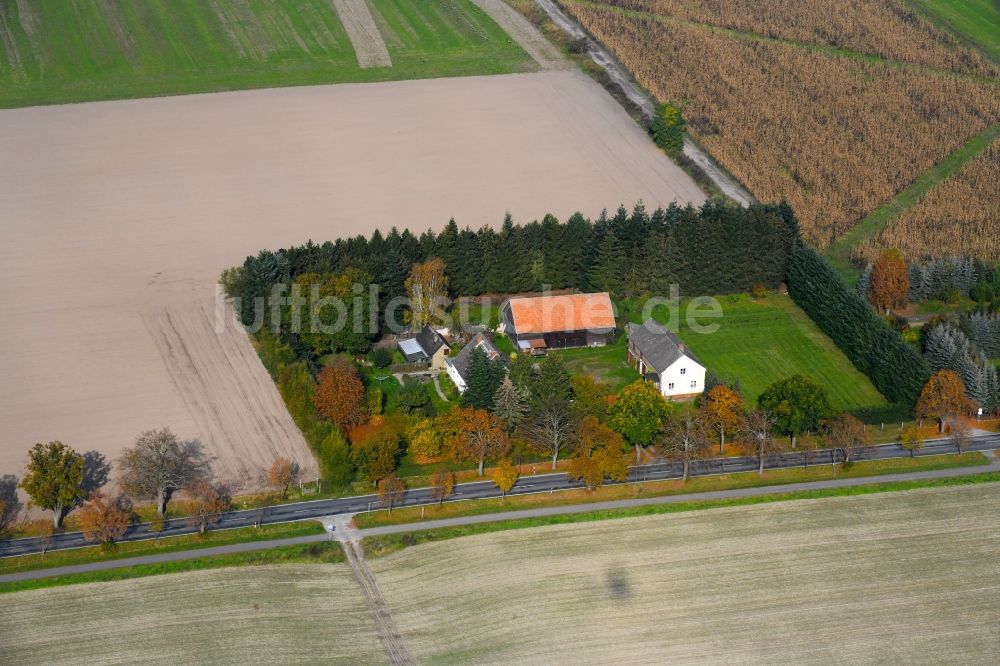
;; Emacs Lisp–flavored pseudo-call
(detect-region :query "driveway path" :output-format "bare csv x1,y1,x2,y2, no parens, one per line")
4,459,997,584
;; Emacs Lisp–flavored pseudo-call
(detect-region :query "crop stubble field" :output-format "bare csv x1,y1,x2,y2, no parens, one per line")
3,483,999,663
563,0,1000,252
0,69,704,480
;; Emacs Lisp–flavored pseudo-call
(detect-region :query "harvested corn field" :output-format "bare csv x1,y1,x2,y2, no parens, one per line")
862,137,1000,261
564,1,1000,246
606,0,999,77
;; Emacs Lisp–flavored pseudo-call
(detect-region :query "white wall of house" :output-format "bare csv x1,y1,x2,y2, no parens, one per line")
446,361,467,393
658,356,705,398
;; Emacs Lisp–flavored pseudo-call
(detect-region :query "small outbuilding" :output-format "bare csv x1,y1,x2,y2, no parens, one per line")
626,320,706,399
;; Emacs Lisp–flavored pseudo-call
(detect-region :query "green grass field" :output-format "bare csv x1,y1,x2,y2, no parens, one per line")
912,0,1000,63
649,294,888,411
0,0,534,108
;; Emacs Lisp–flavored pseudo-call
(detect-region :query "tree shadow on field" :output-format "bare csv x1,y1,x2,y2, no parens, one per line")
605,567,632,600
81,451,112,496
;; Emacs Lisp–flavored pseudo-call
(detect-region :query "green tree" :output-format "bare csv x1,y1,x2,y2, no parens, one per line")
493,376,529,432
651,103,686,154
491,458,519,499
570,374,610,421
758,375,833,448
587,233,625,294
20,441,84,529
461,347,504,410
351,428,401,487
608,381,670,461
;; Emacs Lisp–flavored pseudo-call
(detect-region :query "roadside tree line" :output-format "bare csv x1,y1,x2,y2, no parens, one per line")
2,430,305,549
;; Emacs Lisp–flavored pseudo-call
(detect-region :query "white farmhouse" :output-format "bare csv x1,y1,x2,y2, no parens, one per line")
626,320,706,399
445,333,508,393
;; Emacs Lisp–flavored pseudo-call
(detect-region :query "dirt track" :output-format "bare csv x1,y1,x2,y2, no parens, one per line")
0,70,704,480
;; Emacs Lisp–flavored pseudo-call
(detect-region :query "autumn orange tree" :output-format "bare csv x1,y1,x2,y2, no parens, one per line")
313,358,368,430
491,458,520,499
914,370,977,433
452,408,509,476
567,416,630,491
268,457,299,499
869,249,909,313
185,478,230,536
823,413,869,465
405,257,449,327
78,491,129,550
377,473,406,513
700,385,743,454
429,466,455,506
351,426,401,487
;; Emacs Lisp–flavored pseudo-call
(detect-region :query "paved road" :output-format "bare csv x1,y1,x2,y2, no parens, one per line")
1,434,997,560
4,458,998,583
532,0,754,205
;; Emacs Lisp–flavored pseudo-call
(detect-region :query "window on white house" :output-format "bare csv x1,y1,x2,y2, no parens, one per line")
680,368,686,375
668,382,675,390
691,380,697,388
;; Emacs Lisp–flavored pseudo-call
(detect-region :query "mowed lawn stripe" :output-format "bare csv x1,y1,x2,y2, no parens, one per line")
662,294,887,411
0,0,534,108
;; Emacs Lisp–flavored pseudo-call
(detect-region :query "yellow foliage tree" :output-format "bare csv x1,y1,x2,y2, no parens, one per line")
491,458,519,499
700,385,743,454
405,258,449,327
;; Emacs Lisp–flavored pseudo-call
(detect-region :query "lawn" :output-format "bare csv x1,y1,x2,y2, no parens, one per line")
0,0,535,108
645,293,888,411
912,0,1000,63
551,334,641,392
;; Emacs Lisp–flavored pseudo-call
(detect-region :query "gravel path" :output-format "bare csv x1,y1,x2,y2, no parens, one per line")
342,539,415,666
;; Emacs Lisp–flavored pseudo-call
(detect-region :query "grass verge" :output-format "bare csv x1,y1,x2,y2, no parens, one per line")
355,451,989,528
362,469,1000,558
0,541,343,595
0,521,324,576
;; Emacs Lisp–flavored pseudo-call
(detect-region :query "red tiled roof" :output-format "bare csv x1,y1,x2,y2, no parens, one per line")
507,292,616,335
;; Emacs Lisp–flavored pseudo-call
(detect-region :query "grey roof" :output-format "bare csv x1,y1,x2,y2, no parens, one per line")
415,325,448,357
448,334,508,381
398,338,427,361
627,320,702,374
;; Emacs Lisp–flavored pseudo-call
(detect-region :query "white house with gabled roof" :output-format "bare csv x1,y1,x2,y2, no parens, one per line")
626,320,706,399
